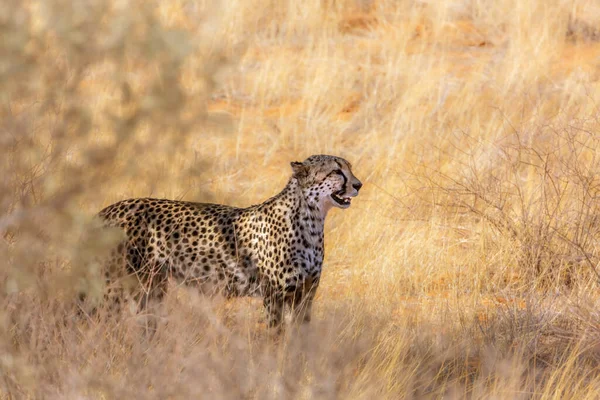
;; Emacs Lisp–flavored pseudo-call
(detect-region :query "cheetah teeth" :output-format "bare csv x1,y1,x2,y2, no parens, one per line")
331,193,352,205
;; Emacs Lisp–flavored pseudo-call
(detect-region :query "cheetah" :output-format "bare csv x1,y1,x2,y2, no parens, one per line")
97,155,362,328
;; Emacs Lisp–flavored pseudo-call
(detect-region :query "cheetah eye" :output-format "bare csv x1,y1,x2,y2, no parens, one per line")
325,169,345,180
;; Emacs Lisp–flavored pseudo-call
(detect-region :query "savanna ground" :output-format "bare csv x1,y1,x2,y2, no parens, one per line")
2,0,600,398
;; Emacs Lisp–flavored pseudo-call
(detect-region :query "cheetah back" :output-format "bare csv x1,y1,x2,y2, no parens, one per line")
99,198,262,297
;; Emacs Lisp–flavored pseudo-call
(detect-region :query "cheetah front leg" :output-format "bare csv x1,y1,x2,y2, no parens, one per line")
294,289,315,323
263,288,285,330
288,277,319,324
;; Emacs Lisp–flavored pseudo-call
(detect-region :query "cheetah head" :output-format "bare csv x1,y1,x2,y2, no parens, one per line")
291,155,362,212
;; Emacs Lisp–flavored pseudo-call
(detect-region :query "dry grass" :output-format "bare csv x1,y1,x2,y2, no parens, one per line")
2,0,600,398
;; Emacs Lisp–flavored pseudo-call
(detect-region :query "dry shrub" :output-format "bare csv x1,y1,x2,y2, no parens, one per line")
0,0,233,396
416,114,600,288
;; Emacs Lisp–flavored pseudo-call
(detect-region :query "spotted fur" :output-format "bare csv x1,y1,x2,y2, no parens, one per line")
97,155,362,328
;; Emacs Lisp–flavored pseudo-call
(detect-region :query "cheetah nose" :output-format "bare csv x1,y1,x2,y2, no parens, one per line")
353,182,363,192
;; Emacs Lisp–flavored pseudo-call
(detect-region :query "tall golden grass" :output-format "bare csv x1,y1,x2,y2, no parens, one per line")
2,0,600,398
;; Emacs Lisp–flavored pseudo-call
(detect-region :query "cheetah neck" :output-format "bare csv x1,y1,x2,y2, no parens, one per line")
291,177,326,220
271,178,326,241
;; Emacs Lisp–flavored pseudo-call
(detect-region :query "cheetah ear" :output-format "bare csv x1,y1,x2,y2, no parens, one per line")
290,161,308,179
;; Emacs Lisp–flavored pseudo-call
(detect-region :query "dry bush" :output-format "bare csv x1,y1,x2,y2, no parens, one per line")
2,0,600,398
415,116,600,288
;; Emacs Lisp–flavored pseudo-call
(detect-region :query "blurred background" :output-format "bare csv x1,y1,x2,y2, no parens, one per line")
2,0,600,398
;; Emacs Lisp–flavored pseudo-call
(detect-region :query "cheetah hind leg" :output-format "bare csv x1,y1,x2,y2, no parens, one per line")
76,280,130,320
133,268,169,311
76,269,166,320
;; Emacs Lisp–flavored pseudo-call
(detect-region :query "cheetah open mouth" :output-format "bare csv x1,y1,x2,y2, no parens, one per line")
331,191,353,207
